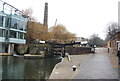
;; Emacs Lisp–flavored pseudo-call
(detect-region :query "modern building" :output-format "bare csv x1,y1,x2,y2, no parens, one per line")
0,0,27,53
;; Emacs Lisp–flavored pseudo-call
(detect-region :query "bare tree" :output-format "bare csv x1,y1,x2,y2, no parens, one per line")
106,22,120,39
21,8,37,21
89,33,106,47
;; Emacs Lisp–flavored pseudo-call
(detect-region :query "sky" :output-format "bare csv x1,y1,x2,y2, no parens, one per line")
2,0,120,39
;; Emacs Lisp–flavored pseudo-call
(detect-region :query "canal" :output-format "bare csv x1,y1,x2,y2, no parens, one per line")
1,56,61,80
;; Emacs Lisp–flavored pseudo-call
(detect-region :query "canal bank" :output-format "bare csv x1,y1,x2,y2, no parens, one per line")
49,54,93,79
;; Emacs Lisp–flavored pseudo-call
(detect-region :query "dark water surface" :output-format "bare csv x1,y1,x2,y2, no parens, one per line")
2,56,61,79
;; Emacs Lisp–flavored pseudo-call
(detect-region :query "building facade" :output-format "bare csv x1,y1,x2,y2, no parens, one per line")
0,1,27,53
108,32,120,55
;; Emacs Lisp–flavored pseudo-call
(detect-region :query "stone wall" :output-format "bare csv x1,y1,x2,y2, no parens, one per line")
16,44,92,57
29,44,52,57
65,46,92,55
15,44,28,55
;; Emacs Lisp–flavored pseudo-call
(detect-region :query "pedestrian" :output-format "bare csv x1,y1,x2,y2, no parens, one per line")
117,48,120,65
108,48,109,53
72,65,76,71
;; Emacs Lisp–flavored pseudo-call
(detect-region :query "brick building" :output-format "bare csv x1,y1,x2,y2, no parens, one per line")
108,32,120,55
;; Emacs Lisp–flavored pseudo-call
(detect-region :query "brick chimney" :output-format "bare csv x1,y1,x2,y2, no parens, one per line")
43,2,48,27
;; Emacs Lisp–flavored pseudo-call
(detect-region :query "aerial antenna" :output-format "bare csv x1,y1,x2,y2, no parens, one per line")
54,19,57,26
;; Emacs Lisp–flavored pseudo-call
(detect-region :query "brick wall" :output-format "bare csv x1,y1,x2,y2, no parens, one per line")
65,47,92,55
109,32,120,55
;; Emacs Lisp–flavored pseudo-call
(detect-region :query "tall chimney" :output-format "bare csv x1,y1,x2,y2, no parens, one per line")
43,2,48,27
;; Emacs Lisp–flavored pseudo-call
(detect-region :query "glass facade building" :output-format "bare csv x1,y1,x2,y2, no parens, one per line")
0,0,27,53
0,13,27,43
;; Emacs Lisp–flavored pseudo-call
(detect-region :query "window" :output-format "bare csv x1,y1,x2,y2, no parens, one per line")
19,21,23,30
10,30,16,38
0,29,5,37
10,18,17,29
5,17,10,27
0,16,3,27
2,29,5,37
0,3,3,12
10,18,27,31
23,22,27,31
23,33,26,39
20,32,23,39
18,32,23,39
18,21,26,31
0,29,2,37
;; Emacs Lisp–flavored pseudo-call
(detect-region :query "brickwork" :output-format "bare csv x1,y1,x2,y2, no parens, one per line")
109,32,120,55
65,47,92,55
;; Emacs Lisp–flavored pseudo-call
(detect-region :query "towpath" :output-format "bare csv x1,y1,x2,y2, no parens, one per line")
49,48,118,80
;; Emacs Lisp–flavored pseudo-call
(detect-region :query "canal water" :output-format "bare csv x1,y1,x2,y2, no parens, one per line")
1,56,61,80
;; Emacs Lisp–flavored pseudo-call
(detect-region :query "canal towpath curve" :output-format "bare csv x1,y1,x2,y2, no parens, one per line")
49,48,118,79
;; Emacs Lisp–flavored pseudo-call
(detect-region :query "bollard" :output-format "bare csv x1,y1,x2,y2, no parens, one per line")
72,65,76,71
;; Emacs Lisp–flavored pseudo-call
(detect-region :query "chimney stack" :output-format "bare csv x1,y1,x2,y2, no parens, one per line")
43,2,48,27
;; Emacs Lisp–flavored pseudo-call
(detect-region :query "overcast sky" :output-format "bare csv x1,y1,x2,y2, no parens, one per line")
3,0,120,39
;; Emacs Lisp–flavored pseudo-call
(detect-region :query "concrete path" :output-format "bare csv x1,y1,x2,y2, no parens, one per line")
49,54,93,79
75,54,118,79
49,48,118,79
75,48,118,79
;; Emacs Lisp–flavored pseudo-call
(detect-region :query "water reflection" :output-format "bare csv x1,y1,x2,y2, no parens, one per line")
2,56,61,79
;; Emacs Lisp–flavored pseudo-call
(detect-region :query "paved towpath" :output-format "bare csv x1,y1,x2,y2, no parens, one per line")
49,54,93,79
49,48,118,80
75,54,118,79
75,48,118,79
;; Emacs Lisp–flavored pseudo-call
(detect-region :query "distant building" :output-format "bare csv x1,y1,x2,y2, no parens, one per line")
75,37,88,47
75,37,88,42
0,1,27,53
